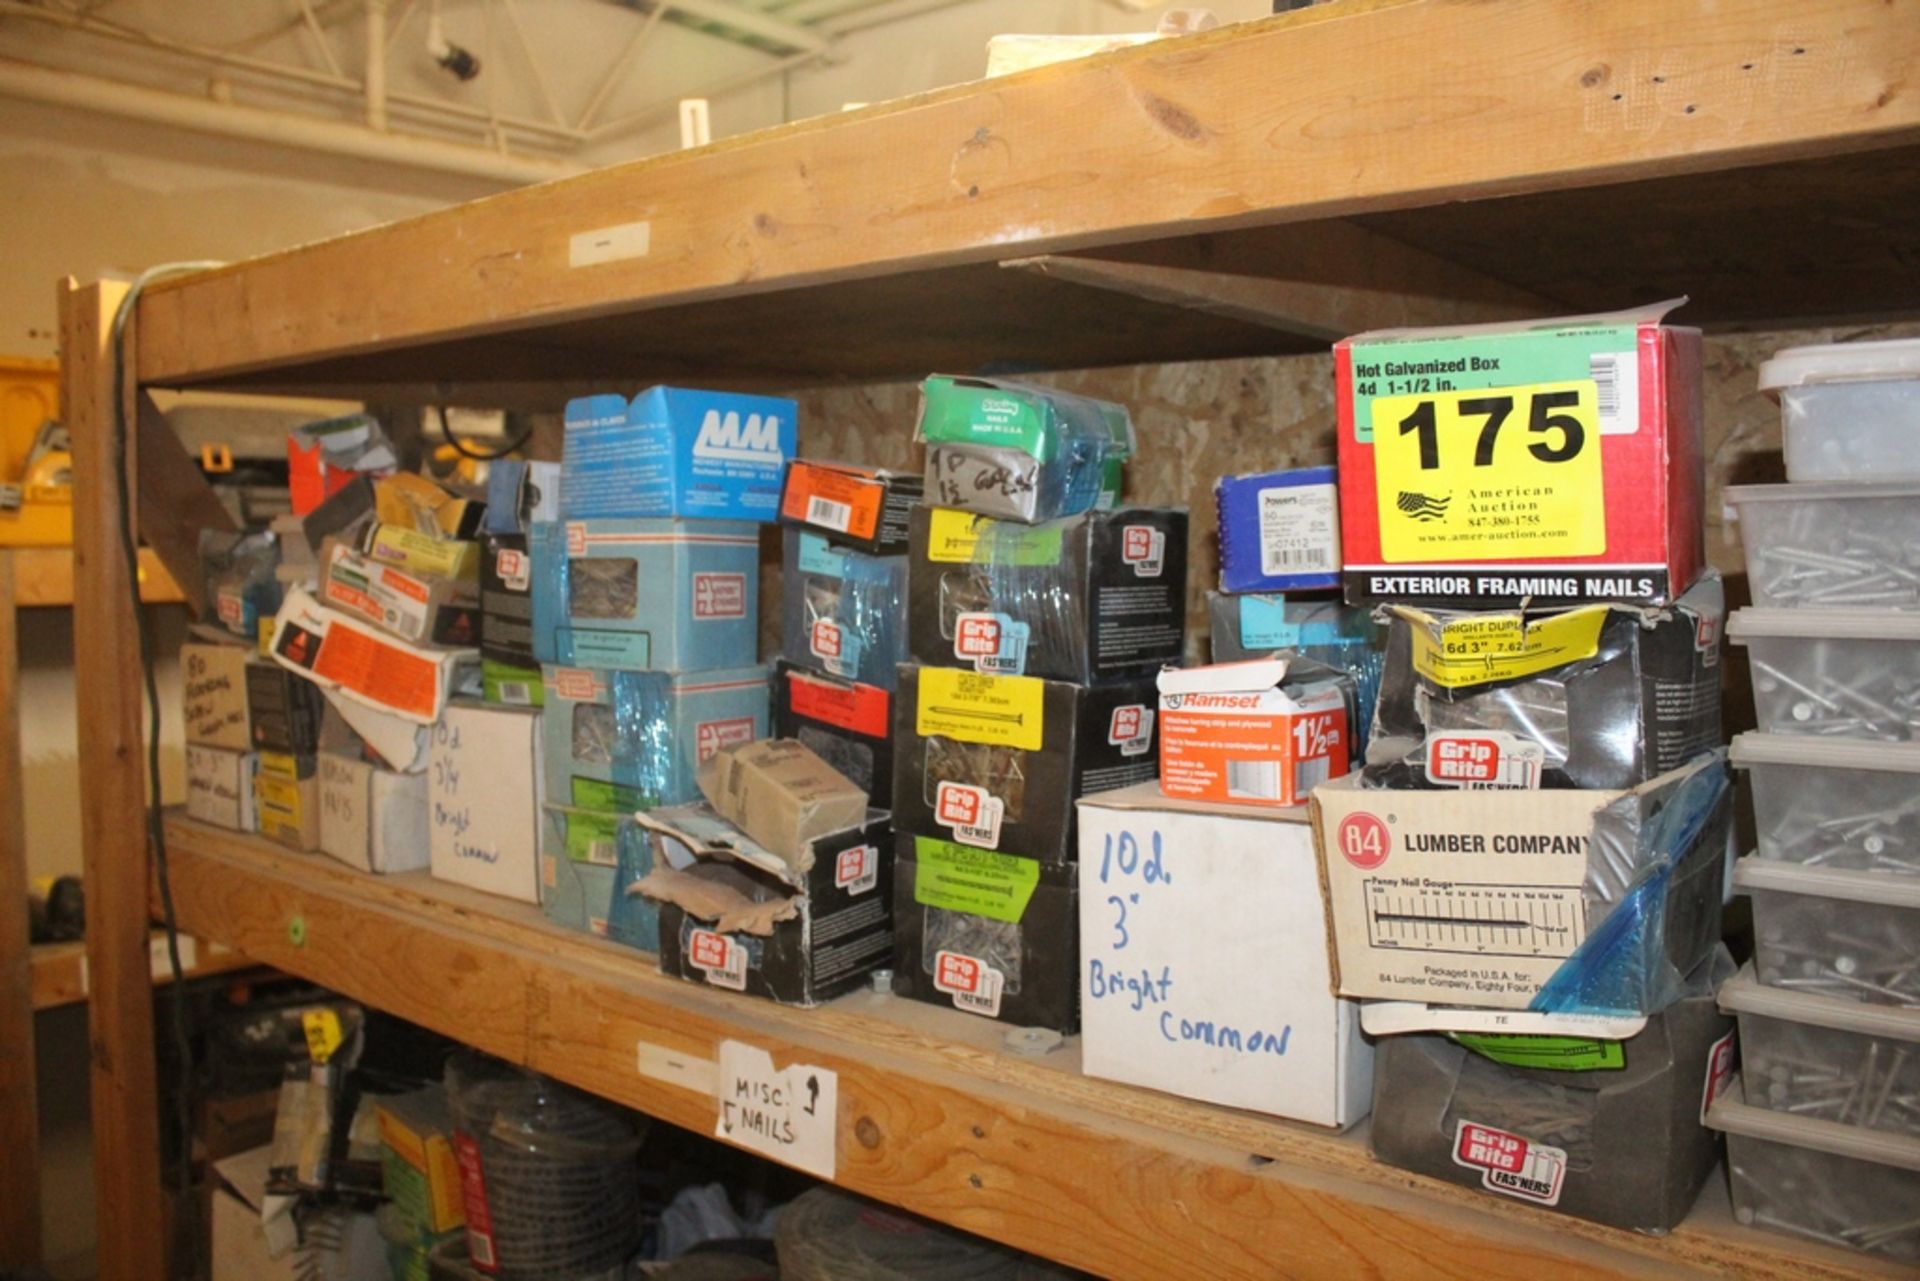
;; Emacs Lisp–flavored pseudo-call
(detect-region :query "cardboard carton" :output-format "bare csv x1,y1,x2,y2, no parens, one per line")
1310,755,1730,1009
1335,304,1704,606
778,459,923,554
630,805,893,1006
245,657,325,756
541,665,768,812
268,588,479,728
1156,659,1352,809
697,739,869,871
773,662,892,804
186,745,257,831
907,505,1186,683
318,752,430,874
541,844,618,938
427,702,543,903
915,375,1133,522
318,539,480,648
528,518,759,671
560,387,796,523
781,529,909,690
358,521,478,582
254,751,320,850
892,665,1158,865
1215,465,1342,593
1076,784,1372,1126
376,1088,466,1235
892,839,1077,1033
1363,572,1724,791
1368,949,1733,1230
479,533,536,668
183,641,253,750
286,412,395,517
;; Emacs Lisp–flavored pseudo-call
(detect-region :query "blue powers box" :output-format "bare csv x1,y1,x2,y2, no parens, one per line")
529,519,759,671
1216,465,1342,593
540,665,770,814
561,388,796,522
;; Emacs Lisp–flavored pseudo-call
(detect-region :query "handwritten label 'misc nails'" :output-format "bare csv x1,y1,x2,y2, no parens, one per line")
714,1041,837,1180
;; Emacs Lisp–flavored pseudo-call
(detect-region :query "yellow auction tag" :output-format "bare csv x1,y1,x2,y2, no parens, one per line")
1406,605,1610,689
1372,380,1604,562
301,1008,345,1064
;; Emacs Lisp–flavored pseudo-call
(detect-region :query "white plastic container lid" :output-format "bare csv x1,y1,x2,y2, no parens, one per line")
1707,1074,1920,1172
1758,337,1920,395
1719,962,1920,1043
1728,607,1920,643
1733,854,1920,908
1724,479,1920,506
1730,731,1920,774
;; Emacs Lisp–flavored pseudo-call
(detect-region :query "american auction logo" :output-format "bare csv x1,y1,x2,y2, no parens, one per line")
691,410,784,464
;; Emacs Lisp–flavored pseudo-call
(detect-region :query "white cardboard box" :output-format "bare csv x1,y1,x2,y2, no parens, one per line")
427,701,544,902
1076,782,1372,1127
318,752,430,874
185,745,257,831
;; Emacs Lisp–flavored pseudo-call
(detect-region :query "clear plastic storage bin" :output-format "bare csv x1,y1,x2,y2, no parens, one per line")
1736,857,1920,1007
1731,734,1920,874
1728,608,1920,740
1709,1076,1920,1261
1760,338,1920,483
1719,963,1920,1139
1725,482,1920,608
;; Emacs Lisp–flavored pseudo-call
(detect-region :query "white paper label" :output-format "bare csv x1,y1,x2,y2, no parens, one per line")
1453,1119,1565,1206
687,928,747,990
834,844,879,896
636,1041,719,1096
933,950,1004,1017
1256,483,1339,577
714,1040,838,1179
569,219,652,268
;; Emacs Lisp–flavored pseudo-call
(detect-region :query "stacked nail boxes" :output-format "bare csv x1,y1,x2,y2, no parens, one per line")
1716,337,1920,1264
533,389,786,941
1311,307,1741,1232
893,377,1180,1035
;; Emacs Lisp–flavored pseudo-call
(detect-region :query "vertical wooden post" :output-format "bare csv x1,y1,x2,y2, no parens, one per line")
0,549,42,1270
64,277,169,1280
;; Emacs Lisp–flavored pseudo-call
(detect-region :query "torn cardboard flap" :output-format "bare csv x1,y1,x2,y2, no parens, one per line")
696,739,869,873
630,863,801,937
374,472,485,540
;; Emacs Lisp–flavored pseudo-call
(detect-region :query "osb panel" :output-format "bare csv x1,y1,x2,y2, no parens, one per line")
784,321,1920,663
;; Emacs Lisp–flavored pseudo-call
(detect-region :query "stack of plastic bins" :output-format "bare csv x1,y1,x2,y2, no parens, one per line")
1721,341,1920,1261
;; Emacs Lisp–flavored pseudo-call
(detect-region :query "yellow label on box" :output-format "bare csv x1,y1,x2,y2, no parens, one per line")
1372,379,1604,562
916,667,1045,751
924,508,1062,565
257,751,302,782
363,523,478,581
301,1009,344,1064
1407,605,1609,688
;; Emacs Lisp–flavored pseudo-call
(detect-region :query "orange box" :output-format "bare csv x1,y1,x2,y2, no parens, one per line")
1156,659,1349,808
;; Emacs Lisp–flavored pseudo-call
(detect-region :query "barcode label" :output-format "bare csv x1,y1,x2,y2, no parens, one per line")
588,840,616,866
1267,546,1333,569
1226,760,1280,800
498,681,531,705
1256,482,1339,579
470,1233,495,1268
807,495,853,532
1589,352,1639,436
1293,755,1331,797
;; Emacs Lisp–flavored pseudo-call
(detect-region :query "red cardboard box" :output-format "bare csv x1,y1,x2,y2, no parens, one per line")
1335,305,1704,607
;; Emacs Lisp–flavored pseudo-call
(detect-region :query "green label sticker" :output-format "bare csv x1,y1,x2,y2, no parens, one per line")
1348,322,1637,444
570,777,651,812
1450,1033,1626,1071
912,837,1041,923
919,377,1052,459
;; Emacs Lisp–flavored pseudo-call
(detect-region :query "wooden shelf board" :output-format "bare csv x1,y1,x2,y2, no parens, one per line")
29,932,260,1011
7,547,184,608
131,0,1920,399
158,814,1906,1281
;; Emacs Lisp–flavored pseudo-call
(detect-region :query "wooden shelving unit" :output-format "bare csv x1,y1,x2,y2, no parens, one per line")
59,2,1920,1277
0,545,187,1272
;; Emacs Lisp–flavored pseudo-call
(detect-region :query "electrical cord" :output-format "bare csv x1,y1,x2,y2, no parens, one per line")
108,260,224,1276
435,403,529,461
